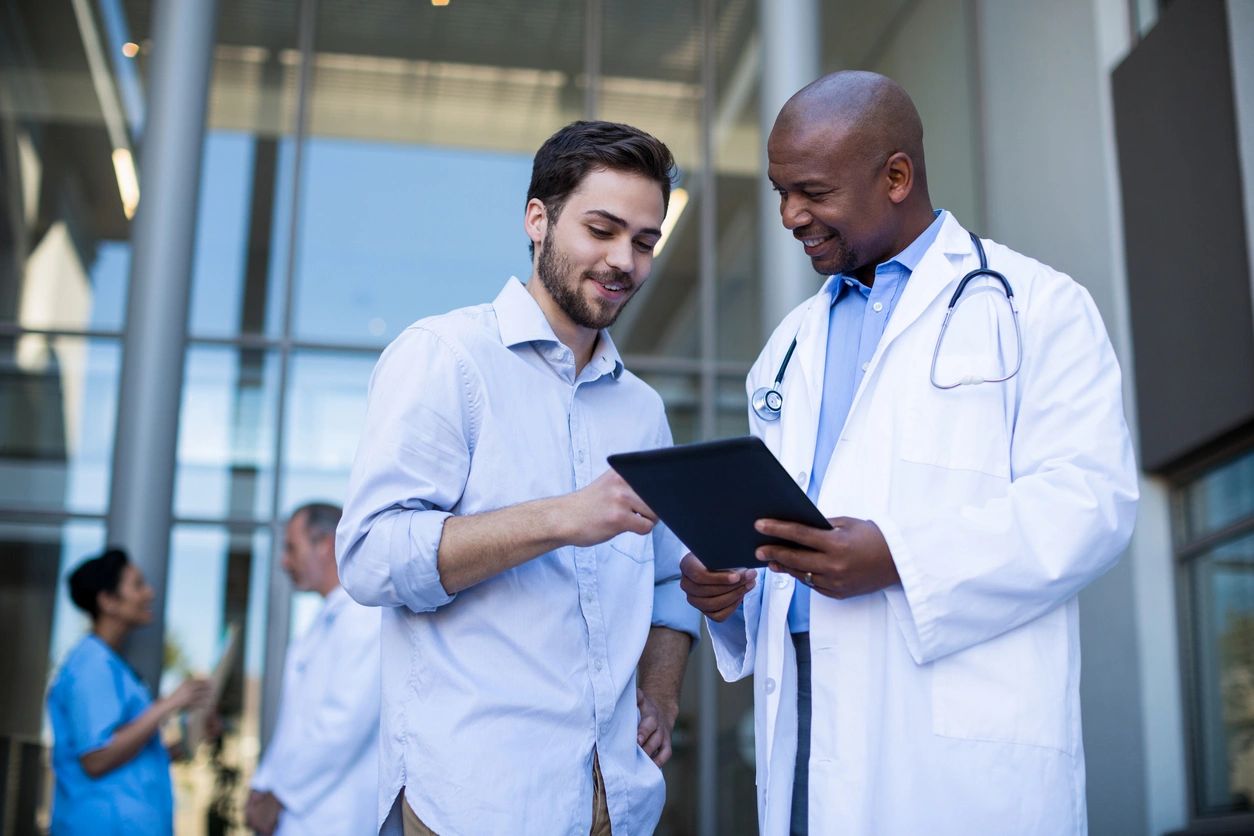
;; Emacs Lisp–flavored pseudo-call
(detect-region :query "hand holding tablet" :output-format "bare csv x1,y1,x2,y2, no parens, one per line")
607,436,832,571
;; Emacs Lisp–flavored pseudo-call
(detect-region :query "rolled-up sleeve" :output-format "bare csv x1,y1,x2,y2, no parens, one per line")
336,326,479,613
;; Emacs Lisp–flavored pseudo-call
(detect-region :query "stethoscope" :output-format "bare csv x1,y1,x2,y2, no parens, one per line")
751,232,1022,422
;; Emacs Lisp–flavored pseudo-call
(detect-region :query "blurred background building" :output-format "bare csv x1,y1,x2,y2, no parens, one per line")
1,0,1252,833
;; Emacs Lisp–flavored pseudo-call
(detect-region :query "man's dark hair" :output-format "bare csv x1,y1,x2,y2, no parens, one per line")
526,120,677,257
68,548,129,620
292,502,342,543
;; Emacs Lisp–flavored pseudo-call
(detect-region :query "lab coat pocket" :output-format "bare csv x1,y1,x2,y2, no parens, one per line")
930,608,1073,754
897,357,1011,478
609,530,654,563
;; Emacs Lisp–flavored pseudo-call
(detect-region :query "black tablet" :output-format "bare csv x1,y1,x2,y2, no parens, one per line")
608,436,833,571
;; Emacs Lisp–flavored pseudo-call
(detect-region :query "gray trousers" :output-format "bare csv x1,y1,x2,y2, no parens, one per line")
791,631,811,836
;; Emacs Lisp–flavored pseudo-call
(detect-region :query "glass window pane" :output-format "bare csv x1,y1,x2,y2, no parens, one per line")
0,335,120,514
281,349,376,512
0,4,137,332
187,132,294,338
164,524,271,835
1182,448,1254,542
174,346,279,521
291,142,532,346
1189,529,1254,815
717,374,750,438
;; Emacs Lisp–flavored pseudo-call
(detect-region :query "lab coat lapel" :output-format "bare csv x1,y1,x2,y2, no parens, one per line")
778,295,827,479
843,215,976,421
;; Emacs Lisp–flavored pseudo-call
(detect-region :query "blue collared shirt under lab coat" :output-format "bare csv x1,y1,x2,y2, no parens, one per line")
789,210,946,632
47,634,173,836
336,277,702,836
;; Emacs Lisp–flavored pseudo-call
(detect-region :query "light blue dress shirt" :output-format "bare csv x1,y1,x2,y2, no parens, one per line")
789,210,947,632
337,277,701,836
47,634,173,836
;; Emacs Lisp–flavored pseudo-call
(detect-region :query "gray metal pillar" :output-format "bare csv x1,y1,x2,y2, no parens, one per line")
108,0,220,690
759,0,820,335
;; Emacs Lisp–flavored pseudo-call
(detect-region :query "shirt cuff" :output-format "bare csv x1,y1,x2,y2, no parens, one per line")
390,509,457,613
651,578,701,644
707,574,761,682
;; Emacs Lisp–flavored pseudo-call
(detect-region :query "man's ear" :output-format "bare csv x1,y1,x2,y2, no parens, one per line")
524,198,548,251
884,152,915,205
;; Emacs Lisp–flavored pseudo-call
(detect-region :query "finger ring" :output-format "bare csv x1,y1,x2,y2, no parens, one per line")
803,572,813,587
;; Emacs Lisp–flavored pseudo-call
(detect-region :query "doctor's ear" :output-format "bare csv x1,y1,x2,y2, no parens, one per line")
524,198,549,252
883,152,915,204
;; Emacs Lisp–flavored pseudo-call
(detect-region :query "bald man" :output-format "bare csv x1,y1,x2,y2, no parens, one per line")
681,71,1137,835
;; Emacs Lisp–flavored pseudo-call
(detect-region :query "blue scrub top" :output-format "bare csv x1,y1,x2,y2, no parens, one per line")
46,635,173,836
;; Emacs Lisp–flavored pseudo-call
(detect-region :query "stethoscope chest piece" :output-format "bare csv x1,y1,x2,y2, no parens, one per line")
751,386,784,421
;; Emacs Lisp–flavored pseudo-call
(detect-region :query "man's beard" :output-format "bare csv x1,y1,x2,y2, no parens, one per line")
537,226,635,330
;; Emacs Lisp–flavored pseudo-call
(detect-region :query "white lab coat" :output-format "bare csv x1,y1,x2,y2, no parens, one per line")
708,213,1138,835
252,587,381,836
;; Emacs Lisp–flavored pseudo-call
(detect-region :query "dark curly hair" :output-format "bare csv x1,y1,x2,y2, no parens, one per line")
67,548,129,620
526,120,677,257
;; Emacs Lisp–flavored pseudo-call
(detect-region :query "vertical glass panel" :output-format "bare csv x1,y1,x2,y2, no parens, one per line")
187,132,295,339
601,0,702,362
717,373,750,437
164,524,271,836
0,335,120,514
637,372,701,444
1190,529,1254,815
2,518,106,833
714,0,764,364
174,346,280,522
0,1,137,331
281,349,377,511
1181,448,1254,542
291,142,532,345
291,0,586,346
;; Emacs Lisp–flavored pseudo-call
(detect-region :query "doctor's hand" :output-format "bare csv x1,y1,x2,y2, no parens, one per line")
679,553,757,621
755,517,900,600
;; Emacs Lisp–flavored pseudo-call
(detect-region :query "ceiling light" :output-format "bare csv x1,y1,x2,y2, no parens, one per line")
654,188,689,255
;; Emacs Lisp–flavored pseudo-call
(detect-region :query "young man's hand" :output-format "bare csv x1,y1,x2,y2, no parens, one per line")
561,469,657,546
636,688,677,767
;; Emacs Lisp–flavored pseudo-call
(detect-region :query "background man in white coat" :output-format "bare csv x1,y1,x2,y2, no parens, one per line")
245,503,380,836
680,71,1139,835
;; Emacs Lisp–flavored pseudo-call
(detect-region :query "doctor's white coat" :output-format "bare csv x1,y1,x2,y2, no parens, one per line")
251,587,381,836
708,213,1138,835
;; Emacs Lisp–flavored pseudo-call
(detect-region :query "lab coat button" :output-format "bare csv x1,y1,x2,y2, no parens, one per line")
796,470,807,486
774,576,789,589
765,678,776,695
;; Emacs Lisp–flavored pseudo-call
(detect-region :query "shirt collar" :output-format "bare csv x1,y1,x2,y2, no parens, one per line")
823,209,948,301
492,277,624,380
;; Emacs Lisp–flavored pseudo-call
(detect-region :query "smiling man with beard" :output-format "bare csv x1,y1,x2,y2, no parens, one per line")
337,121,700,836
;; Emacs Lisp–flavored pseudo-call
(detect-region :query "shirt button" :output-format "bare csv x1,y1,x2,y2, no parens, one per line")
765,678,776,695
861,362,869,372
872,302,884,312
594,660,603,672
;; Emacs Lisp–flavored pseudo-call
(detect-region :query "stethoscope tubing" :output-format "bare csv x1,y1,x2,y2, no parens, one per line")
751,232,1020,421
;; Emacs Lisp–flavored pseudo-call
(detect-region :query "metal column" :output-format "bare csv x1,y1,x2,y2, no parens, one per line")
759,0,820,335
107,0,220,689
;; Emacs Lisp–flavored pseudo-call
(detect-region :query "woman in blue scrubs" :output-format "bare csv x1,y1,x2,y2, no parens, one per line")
46,549,211,835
